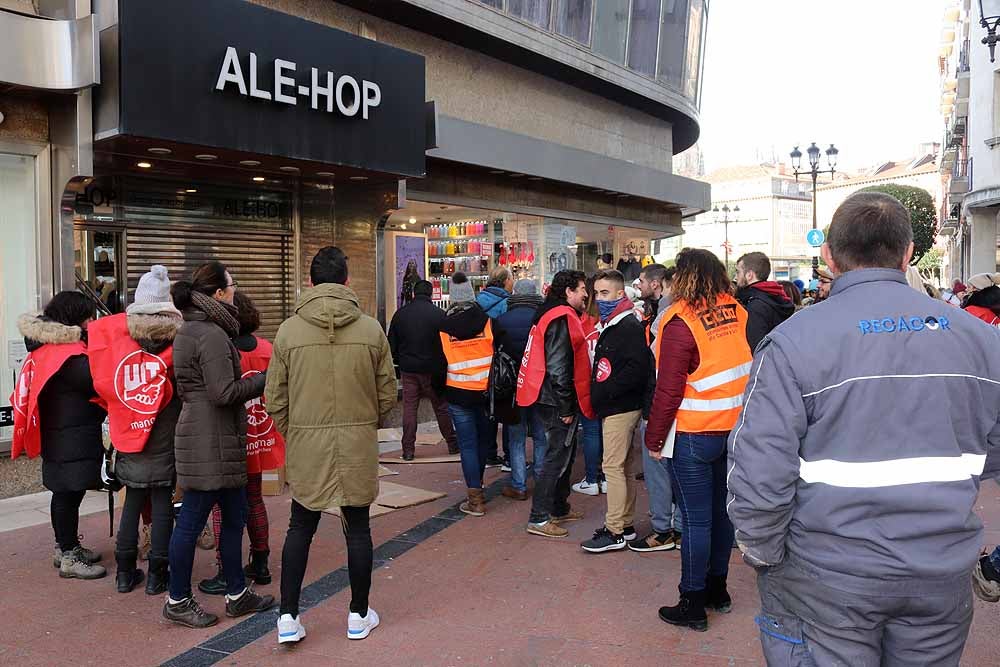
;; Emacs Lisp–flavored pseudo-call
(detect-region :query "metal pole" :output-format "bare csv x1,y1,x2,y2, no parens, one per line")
724,214,729,270
811,169,819,279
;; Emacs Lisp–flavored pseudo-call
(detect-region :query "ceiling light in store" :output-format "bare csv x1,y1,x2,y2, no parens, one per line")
409,217,417,224
147,147,172,155
239,160,261,166
279,166,300,172
252,176,266,182
350,176,368,181
401,224,407,229
195,154,218,161
185,188,197,193
316,171,335,177
136,161,152,169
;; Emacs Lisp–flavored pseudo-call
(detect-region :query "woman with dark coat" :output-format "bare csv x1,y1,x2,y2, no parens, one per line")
15,292,106,580
163,262,273,629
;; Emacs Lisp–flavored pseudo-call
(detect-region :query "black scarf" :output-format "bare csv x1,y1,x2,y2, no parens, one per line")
190,291,240,338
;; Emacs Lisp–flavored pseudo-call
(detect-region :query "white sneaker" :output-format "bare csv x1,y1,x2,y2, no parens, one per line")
277,614,306,644
599,479,608,494
347,607,380,640
571,478,600,496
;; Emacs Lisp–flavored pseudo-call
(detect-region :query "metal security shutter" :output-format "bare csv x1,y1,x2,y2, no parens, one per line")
121,180,294,339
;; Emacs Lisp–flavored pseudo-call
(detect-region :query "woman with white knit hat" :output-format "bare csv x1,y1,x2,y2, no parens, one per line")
87,265,183,594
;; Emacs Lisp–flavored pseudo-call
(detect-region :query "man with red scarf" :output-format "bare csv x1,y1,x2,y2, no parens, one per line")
517,270,594,539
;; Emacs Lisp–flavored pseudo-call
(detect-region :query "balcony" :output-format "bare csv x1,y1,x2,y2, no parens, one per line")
950,157,972,195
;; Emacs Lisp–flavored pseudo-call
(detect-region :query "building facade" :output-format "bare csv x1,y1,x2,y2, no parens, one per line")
0,0,710,445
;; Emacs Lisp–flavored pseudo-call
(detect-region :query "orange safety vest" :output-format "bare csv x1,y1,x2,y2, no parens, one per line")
654,294,752,433
440,320,494,391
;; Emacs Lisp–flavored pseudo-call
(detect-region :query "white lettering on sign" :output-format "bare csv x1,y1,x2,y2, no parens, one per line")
215,46,382,120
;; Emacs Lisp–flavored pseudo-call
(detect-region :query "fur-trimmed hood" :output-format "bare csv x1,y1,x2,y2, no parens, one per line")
18,313,82,350
127,311,181,354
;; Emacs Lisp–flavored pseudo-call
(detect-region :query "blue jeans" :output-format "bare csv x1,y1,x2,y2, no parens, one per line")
640,421,683,534
169,487,247,600
668,432,733,593
448,404,494,489
505,407,547,492
580,414,604,484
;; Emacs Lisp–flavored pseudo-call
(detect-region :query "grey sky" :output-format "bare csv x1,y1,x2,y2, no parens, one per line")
698,0,946,172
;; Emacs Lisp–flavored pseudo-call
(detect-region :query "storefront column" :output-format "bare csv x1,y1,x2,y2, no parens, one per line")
968,209,998,276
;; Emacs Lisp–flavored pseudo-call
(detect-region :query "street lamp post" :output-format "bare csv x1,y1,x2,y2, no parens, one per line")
978,0,1000,62
712,203,740,270
790,142,838,278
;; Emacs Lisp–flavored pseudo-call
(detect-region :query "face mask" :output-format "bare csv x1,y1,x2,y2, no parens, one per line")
597,297,624,321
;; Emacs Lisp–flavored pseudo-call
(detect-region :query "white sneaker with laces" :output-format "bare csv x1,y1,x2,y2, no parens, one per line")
347,607,380,640
599,479,608,494
277,614,306,644
571,478,600,496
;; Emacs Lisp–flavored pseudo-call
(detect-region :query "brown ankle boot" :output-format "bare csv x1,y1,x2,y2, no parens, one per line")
460,489,486,516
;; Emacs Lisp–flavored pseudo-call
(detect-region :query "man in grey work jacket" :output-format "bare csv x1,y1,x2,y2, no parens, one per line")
727,191,1000,666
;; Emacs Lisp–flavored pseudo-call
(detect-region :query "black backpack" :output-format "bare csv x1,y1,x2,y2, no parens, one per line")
487,344,520,421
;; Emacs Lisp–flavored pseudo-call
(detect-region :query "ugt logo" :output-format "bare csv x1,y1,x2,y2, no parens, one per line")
243,370,274,438
114,350,169,414
13,358,35,416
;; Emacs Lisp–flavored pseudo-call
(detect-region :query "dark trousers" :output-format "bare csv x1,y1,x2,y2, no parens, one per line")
212,472,268,564
448,403,494,489
756,558,973,666
51,490,86,552
668,432,733,592
528,406,578,524
280,501,371,617
168,487,247,600
117,486,173,564
401,372,457,456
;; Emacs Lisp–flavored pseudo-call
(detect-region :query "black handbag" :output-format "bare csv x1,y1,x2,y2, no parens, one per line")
487,345,520,422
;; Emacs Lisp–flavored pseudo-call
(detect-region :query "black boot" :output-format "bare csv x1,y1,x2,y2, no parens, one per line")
115,555,145,594
658,589,708,632
145,558,169,596
244,550,271,585
197,564,227,596
705,574,732,613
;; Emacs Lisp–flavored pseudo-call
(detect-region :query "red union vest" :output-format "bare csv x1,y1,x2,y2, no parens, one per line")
9,342,87,459
238,337,285,474
516,305,595,419
87,313,175,453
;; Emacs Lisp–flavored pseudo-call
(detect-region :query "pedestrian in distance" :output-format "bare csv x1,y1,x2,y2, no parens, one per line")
580,269,653,553
734,252,794,352
494,278,547,500
87,265,181,594
164,261,273,629
266,247,395,644
518,270,596,539
199,292,285,595
728,192,1000,665
647,248,752,632
388,279,459,460
960,272,1000,327
439,276,495,517
12,292,107,580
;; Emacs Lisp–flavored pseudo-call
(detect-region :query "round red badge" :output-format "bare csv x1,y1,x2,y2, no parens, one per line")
596,357,612,382
114,350,169,414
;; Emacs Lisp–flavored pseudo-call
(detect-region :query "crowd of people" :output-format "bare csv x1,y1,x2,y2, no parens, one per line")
9,190,1000,663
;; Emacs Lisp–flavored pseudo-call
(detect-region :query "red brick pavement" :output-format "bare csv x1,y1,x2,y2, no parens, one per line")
1,446,998,666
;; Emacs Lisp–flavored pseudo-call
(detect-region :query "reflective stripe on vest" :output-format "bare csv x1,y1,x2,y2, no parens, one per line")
440,320,493,391
655,295,752,433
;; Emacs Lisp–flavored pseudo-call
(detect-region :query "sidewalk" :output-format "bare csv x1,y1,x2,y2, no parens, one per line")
0,434,998,666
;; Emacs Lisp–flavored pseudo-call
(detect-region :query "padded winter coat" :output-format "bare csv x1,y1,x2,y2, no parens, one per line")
19,314,105,493
265,283,396,511
172,309,265,491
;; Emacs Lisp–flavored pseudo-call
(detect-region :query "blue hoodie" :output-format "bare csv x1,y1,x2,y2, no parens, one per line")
476,286,511,319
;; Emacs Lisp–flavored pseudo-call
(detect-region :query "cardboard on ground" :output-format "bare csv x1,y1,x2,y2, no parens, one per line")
322,481,445,517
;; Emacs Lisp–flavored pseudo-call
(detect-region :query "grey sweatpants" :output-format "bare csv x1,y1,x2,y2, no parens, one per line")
755,557,973,666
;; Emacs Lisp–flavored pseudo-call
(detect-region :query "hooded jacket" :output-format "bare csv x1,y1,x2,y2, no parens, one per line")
476,286,511,319
590,301,654,419
494,294,543,361
728,269,1000,591
439,301,491,407
173,307,265,491
736,281,795,351
18,314,105,493
114,309,181,488
265,283,396,511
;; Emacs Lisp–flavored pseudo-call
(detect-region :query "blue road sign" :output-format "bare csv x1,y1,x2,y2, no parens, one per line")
806,229,825,247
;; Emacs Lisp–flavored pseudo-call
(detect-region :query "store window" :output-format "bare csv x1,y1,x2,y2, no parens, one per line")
592,0,631,64
683,0,705,100
627,0,662,77
475,0,505,9
552,0,593,45
508,0,551,28
657,0,689,89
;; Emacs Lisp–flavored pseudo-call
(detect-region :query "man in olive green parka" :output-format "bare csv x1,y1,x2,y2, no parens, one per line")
266,247,395,644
